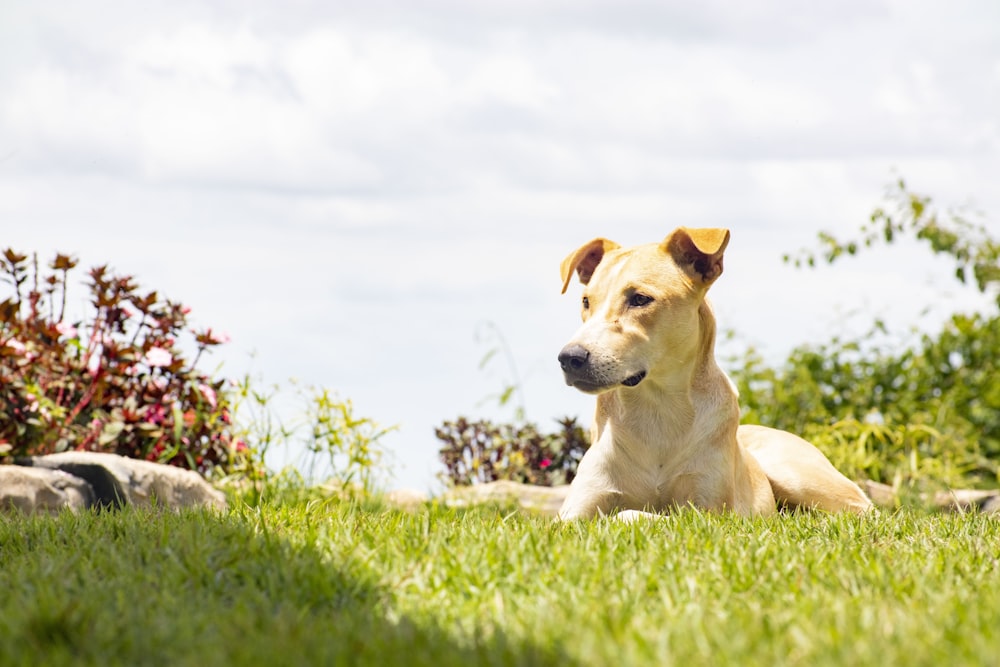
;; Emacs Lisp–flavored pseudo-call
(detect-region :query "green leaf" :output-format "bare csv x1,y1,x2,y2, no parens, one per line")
498,385,515,406
478,348,498,371
99,421,125,446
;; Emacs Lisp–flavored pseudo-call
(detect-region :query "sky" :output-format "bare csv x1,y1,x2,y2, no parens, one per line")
1,0,998,492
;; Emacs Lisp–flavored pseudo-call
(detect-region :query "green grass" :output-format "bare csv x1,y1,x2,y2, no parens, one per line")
1,496,998,666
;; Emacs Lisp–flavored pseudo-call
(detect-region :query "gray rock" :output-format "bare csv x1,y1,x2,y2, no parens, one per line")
932,488,1000,512
385,487,429,510
442,480,570,517
15,452,226,511
861,480,897,507
981,496,1000,515
0,465,95,514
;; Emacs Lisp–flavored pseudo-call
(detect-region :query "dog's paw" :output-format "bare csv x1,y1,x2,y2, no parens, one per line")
614,509,664,523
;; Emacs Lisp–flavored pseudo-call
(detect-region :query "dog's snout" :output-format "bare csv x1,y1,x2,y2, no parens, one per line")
558,344,590,372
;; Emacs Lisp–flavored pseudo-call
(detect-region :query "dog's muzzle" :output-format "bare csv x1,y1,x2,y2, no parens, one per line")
558,344,646,391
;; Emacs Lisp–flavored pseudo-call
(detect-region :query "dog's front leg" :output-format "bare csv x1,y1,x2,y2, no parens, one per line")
557,437,627,520
559,492,666,523
557,483,623,520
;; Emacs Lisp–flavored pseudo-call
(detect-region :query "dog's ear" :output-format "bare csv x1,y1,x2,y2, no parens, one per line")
662,227,730,286
560,238,620,294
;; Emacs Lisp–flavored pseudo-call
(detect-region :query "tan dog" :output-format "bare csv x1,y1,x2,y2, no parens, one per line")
557,227,873,521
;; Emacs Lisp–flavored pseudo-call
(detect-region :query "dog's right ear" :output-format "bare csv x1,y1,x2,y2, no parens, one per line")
560,238,620,294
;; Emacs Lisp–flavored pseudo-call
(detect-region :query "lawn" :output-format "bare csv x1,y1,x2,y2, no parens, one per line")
1,496,998,666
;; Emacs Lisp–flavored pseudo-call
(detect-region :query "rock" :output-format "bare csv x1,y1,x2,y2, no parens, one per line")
442,480,569,517
932,488,1000,512
859,480,1000,513
14,452,226,511
981,496,1000,515
0,465,95,514
385,488,429,510
861,480,898,507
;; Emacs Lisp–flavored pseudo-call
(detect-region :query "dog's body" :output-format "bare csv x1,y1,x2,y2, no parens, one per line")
557,228,872,521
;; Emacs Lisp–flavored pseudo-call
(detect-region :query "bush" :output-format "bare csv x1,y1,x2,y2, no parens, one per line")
803,419,990,493
0,250,256,478
436,417,588,487
732,180,1000,491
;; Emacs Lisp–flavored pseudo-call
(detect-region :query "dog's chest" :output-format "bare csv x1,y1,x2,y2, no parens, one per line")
613,429,710,507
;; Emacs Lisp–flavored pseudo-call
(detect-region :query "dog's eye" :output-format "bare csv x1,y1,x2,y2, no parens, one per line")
629,293,653,308
582,296,590,310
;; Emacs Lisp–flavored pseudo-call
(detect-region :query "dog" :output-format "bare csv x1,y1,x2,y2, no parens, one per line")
556,227,873,521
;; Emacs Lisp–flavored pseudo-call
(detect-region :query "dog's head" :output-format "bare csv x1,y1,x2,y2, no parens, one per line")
557,227,729,394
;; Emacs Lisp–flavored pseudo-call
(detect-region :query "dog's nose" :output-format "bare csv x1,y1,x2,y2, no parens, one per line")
558,344,590,372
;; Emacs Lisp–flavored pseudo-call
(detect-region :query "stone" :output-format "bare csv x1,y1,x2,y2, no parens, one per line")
0,465,95,514
442,480,570,517
980,496,1000,515
932,488,1000,512
385,487,429,510
15,452,226,511
861,480,897,507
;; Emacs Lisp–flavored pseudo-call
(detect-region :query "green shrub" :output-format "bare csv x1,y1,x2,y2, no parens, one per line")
802,419,989,493
732,180,1000,490
733,314,1000,465
0,250,256,478
436,417,588,487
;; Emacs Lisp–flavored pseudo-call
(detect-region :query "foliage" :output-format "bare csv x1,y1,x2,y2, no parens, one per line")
436,416,588,487
0,250,255,478
732,314,999,487
732,181,1000,491
804,419,989,495
784,177,1000,306
300,386,394,492
229,374,395,500
4,501,1000,666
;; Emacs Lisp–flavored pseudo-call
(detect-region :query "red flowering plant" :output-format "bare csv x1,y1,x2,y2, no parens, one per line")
436,416,588,487
0,250,257,479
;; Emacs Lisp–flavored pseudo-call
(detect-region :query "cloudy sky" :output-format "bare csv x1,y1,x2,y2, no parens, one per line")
1,0,998,491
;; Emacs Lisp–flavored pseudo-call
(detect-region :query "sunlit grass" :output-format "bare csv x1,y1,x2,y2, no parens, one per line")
1,497,997,666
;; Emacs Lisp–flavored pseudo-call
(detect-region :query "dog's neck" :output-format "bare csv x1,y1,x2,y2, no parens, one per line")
595,300,737,450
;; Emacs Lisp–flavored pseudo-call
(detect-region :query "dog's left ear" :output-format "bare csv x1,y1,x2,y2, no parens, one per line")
662,227,730,287
560,238,621,294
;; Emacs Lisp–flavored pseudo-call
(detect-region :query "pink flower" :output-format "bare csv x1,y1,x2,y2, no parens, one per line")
5,339,26,354
539,458,552,469
207,329,231,344
145,347,173,368
198,383,217,409
145,403,167,425
55,321,78,338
